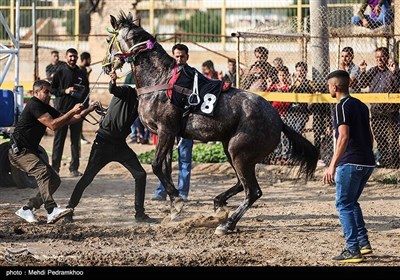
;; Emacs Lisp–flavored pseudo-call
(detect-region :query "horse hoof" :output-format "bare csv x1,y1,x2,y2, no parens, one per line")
170,209,180,221
173,197,184,213
214,224,228,235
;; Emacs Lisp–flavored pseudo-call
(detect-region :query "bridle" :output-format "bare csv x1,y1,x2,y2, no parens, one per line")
102,27,156,74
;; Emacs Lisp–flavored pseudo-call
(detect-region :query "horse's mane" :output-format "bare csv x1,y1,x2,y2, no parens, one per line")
115,11,155,43
117,11,137,28
112,11,175,79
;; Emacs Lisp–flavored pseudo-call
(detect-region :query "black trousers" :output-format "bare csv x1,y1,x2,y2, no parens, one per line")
67,134,147,215
52,120,83,173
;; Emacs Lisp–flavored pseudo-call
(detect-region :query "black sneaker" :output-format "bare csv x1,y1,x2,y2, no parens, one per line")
360,242,373,255
333,249,364,263
135,213,157,223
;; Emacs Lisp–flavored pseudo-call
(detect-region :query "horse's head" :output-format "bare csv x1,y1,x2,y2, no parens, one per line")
102,11,155,75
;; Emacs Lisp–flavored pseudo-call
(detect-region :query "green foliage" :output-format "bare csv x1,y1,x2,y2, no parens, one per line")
177,10,221,42
137,143,227,164
137,149,155,164
192,143,227,163
137,148,178,165
377,176,399,185
65,9,75,35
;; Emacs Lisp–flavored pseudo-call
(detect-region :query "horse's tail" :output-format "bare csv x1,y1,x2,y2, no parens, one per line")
282,124,319,179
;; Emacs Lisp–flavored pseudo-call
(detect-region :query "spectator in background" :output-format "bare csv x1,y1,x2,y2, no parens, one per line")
79,52,92,79
45,50,67,83
242,61,271,92
125,72,138,143
266,66,291,162
79,51,92,145
351,0,393,29
223,58,238,87
202,60,220,80
249,46,278,83
124,71,150,144
339,47,361,93
358,47,400,168
152,43,194,202
286,61,314,134
267,66,291,116
272,57,284,71
51,48,89,177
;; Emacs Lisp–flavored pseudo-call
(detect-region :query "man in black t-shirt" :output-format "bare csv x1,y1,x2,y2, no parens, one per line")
64,70,154,223
323,70,375,263
51,48,90,177
9,80,96,224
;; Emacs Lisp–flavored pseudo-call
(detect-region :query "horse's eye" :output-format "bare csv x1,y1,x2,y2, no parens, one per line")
106,37,111,43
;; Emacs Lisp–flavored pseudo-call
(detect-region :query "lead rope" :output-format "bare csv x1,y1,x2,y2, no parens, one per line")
82,70,107,125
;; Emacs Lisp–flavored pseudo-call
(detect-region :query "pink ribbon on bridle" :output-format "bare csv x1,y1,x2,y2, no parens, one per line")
118,39,156,61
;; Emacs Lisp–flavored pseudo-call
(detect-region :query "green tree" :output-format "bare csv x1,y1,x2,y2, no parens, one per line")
178,10,221,42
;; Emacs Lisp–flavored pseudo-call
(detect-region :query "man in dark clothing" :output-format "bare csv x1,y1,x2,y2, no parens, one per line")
223,58,237,87
65,70,153,223
358,47,400,168
79,51,92,79
51,48,90,177
79,51,92,145
10,80,95,224
45,50,67,83
323,70,375,263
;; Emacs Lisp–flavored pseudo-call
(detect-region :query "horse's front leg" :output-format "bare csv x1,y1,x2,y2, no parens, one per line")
151,133,184,219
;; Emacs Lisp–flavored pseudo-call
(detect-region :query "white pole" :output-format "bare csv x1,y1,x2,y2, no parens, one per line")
14,0,20,88
32,1,37,81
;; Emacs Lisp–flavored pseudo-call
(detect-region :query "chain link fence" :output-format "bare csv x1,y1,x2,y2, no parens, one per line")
237,5,400,169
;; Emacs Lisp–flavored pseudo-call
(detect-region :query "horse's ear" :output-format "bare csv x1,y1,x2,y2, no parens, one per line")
127,12,133,23
110,15,118,30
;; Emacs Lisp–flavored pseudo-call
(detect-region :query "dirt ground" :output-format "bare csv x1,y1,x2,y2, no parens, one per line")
0,132,400,269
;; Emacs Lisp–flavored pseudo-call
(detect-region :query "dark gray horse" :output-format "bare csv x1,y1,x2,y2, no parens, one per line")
102,12,318,235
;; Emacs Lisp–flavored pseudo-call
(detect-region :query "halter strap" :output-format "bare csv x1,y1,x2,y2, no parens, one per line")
136,84,192,96
137,84,170,96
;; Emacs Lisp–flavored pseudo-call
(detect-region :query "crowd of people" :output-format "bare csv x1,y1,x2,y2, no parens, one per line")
237,45,400,169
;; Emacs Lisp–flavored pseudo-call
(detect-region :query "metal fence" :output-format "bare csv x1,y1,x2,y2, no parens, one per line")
237,4,400,169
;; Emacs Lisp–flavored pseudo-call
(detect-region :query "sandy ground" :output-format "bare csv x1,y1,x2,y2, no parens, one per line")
0,132,400,270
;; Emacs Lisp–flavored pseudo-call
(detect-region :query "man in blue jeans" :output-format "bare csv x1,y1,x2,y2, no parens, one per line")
152,43,194,202
323,70,375,263
153,137,193,202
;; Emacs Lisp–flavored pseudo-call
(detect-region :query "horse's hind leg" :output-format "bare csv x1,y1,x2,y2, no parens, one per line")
213,181,243,211
213,141,243,211
215,161,262,235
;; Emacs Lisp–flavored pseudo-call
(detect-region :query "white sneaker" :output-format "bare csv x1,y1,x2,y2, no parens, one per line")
81,138,91,145
15,207,38,223
47,207,73,224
